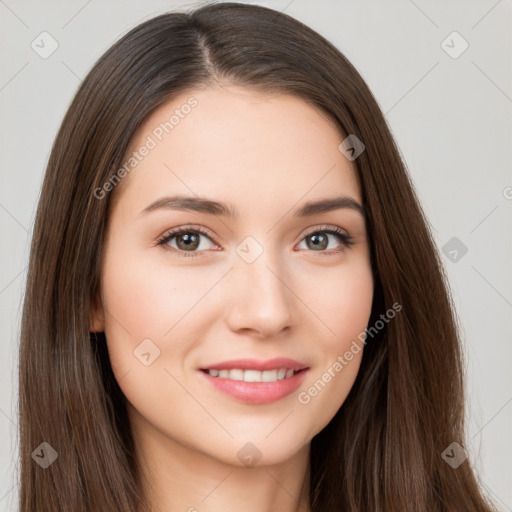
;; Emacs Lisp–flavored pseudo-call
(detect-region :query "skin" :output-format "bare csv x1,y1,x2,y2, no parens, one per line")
91,83,374,512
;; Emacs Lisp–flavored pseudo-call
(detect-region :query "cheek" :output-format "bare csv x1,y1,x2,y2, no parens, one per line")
99,249,211,429
99,247,196,389
300,255,374,346
101,247,218,342
294,259,373,434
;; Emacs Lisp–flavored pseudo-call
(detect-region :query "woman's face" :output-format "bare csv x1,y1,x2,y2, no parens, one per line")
91,83,373,467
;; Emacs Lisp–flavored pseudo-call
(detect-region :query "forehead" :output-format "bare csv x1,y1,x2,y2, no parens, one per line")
112,84,361,216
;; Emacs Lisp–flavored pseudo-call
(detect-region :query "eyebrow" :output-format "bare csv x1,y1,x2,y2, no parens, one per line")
139,194,365,218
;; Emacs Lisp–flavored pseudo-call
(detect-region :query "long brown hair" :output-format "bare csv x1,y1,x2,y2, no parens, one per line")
18,2,497,511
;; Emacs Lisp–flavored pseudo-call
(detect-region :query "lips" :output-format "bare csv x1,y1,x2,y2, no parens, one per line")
198,357,309,404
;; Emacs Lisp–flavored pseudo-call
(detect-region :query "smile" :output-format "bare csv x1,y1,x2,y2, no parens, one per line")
199,366,309,404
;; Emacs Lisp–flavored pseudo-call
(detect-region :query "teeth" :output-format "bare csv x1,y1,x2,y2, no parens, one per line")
206,368,298,382
229,369,244,381
244,369,262,382
262,370,277,382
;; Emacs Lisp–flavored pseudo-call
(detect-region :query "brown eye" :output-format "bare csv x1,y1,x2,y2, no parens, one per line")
297,228,354,254
157,227,216,257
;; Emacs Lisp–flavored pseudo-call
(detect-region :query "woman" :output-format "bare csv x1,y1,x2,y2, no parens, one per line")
18,2,497,511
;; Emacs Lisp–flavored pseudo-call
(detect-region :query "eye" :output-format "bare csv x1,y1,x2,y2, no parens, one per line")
296,226,354,255
156,226,218,258
156,224,354,258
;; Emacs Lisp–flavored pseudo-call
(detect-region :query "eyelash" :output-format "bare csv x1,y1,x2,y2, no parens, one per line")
156,224,355,258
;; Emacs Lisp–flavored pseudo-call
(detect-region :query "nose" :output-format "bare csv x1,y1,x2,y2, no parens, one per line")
224,251,297,339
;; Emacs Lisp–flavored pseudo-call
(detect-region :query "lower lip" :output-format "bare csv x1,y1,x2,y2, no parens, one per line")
198,369,309,404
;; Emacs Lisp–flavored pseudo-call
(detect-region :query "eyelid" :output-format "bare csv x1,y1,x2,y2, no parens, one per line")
300,224,351,239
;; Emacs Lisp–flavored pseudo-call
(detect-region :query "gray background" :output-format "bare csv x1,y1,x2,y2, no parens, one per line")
1,0,511,510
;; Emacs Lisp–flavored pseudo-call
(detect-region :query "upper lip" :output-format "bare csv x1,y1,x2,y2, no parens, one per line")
200,358,309,372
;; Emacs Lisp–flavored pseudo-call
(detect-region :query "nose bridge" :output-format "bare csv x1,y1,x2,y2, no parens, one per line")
225,235,296,336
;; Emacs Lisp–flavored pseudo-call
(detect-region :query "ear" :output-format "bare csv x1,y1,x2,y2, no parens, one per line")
90,288,105,333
